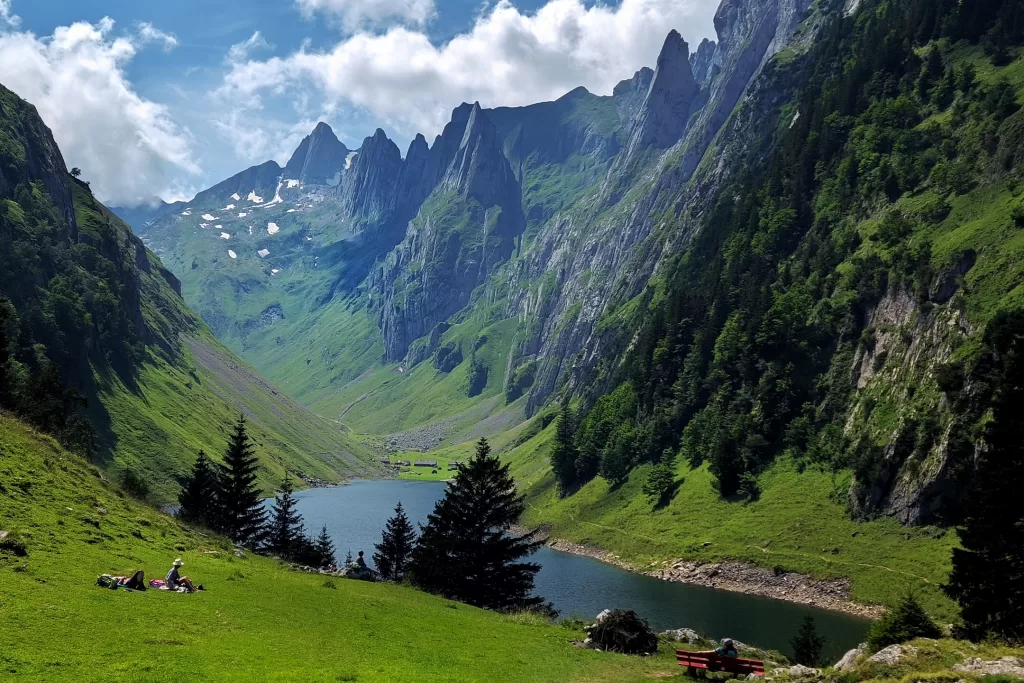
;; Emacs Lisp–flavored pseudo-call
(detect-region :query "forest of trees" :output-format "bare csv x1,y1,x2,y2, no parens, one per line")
554,0,1024,517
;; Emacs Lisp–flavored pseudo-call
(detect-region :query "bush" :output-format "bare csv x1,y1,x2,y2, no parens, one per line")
1011,200,1024,228
867,592,941,651
586,609,658,655
0,530,28,557
119,469,150,500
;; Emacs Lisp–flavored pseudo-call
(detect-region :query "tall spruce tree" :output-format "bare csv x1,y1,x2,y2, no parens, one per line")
790,616,825,666
177,450,218,527
217,415,266,546
944,315,1024,642
410,438,544,611
266,477,303,559
373,502,416,582
314,525,336,568
550,402,578,495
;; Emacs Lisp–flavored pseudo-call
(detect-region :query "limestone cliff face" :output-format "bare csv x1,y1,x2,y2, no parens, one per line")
625,30,701,158
372,103,525,361
283,122,350,186
512,0,817,414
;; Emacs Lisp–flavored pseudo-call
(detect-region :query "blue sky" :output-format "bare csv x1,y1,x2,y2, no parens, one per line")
0,0,717,206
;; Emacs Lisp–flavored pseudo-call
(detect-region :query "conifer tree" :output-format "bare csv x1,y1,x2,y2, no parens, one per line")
314,525,336,568
790,616,825,666
550,402,579,494
177,450,218,527
266,476,303,559
944,316,1024,642
217,414,266,546
410,438,544,611
373,502,416,582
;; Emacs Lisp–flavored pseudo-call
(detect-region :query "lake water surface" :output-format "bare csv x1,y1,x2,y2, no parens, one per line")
290,480,869,662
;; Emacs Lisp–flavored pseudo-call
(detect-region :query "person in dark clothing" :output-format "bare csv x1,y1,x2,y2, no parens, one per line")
715,639,739,657
356,551,367,569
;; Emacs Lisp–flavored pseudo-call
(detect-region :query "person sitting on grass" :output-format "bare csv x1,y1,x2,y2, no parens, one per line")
166,558,197,593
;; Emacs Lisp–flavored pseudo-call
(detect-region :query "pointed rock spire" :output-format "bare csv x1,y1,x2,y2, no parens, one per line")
283,121,349,185
625,30,700,157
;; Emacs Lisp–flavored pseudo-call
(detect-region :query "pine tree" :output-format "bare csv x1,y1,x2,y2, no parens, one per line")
944,316,1024,642
314,525,336,568
641,448,677,503
790,616,825,666
410,438,544,611
373,502,416,582
177,450,218,527
550,402,578,495
266,476,303,560
217,414,266,546
867,592,941,650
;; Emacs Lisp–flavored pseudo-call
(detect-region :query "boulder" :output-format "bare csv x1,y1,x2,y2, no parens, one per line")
833,642,867,671
661,628,702,644
952,656,1024,678
783,664,820,678
867,644,918,665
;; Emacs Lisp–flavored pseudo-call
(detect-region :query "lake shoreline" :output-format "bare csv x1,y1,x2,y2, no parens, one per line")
516,526,883,620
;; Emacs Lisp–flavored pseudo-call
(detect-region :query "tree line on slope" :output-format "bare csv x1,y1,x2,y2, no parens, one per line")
554,0,1024,514
179,427,548,614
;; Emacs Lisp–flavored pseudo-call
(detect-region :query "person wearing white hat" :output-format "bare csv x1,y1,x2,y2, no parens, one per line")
165,558,196,592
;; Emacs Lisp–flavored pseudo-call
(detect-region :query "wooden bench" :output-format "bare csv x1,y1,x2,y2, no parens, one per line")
676,650,765,678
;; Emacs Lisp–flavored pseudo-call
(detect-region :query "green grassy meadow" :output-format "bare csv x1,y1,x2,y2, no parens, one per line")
0,413,678,683
498,418,960,620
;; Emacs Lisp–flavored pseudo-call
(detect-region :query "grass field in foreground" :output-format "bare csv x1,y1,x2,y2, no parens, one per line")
0,413,676,682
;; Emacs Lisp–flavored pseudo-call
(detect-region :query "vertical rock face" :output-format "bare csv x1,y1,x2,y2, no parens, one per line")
283,121,350,185
373,103,525,361
689,38,718,84
625,30,701,158
337,129,403,225
613,67,655,125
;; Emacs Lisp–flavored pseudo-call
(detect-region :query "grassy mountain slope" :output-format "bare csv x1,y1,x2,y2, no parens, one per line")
0,412,677,682
0,84,375,502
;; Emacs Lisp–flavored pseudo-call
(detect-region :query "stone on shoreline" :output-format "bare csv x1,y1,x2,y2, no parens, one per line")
833,642,867,671
868,644,918,665
661,628,702,644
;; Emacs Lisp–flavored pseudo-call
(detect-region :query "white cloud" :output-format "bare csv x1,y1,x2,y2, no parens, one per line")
0,17,198,206
0,0,18,27
137,22,178,52
223,0,718,139
212,109,319,165
295,0,435,32
228,30,272,62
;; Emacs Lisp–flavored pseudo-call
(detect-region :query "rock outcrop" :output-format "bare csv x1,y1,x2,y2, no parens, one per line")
952,656,1024,677
624,30,701,159
867,644,918,665
834,643,868,671
283,122,350,186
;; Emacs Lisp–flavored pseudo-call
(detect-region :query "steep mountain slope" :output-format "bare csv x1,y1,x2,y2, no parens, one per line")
0,84,375,500
141,0,812,443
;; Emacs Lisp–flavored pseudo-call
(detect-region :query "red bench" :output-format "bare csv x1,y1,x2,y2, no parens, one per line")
677,650,765,677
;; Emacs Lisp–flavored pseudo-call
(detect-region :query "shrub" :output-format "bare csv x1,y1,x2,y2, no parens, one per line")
867,592,941,651
586,609,658,655
119,469,150,500
0,530,28,557
1011,200,1024,228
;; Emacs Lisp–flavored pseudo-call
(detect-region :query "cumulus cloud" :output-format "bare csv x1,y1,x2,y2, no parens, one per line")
228,30,272,62
0,17,199,206
295,0,435,32
0,0,18,27
137,22,178,51
212,109,319,165
223,0,718,140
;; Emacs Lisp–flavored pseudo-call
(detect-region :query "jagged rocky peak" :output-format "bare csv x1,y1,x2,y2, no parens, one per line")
613,66,655,124
443,102,518,204
283,121,350,186
626,29,701,157
337,128,403,222
690,38,718,85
